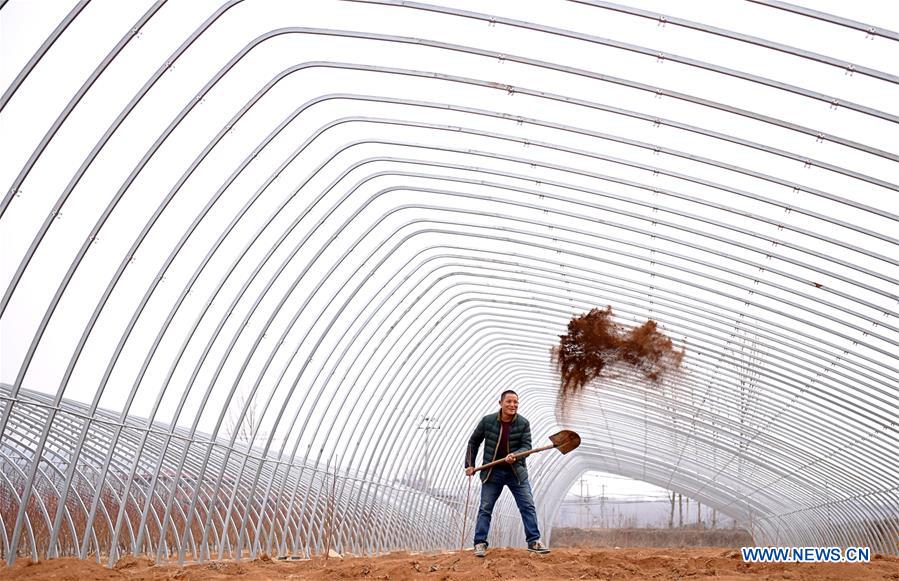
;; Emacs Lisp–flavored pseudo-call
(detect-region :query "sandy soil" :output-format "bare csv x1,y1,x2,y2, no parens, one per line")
1,548,897,581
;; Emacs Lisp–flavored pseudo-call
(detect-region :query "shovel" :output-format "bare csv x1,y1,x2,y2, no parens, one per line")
470,430,581,473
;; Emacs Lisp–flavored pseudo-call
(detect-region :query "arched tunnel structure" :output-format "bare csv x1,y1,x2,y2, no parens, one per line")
0,0,897,565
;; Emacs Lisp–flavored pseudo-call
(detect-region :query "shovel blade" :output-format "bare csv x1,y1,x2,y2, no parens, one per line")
548,430,580,454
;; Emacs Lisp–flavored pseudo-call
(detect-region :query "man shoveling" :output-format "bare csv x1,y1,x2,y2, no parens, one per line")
464,390,550,557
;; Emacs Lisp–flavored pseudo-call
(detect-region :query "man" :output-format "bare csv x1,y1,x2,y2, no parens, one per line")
464,390,550,557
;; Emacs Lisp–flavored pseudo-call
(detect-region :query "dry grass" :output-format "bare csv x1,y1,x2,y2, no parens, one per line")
551,526,754,548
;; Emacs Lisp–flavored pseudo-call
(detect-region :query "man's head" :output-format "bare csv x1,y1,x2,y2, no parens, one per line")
499,390,518,419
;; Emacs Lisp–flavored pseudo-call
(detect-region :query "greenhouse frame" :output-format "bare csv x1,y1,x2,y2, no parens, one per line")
0,0,896,565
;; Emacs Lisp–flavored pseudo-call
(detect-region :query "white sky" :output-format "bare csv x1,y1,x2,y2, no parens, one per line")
567,470,671,501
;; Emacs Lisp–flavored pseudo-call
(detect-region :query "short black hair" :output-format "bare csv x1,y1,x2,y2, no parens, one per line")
499,390,518,402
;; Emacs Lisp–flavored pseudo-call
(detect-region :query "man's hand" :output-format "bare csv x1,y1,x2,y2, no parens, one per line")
505,454,516,463
465,467,475,477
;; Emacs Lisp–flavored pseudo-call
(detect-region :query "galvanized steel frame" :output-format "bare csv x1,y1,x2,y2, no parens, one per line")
0,0,896,565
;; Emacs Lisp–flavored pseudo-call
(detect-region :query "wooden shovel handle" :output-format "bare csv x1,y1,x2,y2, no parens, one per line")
471,443,556,473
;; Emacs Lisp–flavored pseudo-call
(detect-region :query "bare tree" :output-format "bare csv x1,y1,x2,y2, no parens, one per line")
225,392,266,448
668,491,676,528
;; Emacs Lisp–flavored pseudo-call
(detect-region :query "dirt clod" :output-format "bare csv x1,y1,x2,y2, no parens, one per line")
552,306,684,404
114,556,154,571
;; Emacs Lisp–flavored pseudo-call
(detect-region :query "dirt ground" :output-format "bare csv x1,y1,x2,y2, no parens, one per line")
1,547,897,581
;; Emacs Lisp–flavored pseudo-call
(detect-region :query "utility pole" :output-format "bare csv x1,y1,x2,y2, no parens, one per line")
578,476,587,529
577,477,592,528
417,416,440,491
600,484,606,528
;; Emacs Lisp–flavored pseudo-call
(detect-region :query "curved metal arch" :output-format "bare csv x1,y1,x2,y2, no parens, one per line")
0,1,167,220
584,406,892,536
753,485,899,543
350,141,896,252
348,0,899,123
747,0,899,41
0,0,247,220
326,282,828,472
220,233,899,460
360,334,551,523
35,300,892,556
1,425,116,560
238,69,899,197
0,0,92,113
534,428,743,513
283,147,895,333
341,319,557,479
0,447,40,558
386,348,760,520
23,422,119,557
568,0,899,83
165,219,547,559
280,108,897,233
399,250,891,400
3,46,888,408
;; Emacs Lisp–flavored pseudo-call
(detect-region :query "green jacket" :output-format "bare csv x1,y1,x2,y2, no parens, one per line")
465,412,532,483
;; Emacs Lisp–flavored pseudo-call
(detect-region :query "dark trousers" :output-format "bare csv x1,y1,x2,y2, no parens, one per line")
473,469,541,545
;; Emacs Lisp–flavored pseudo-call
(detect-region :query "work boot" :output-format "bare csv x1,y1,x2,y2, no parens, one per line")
527,540,550,554
474,542,487,557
